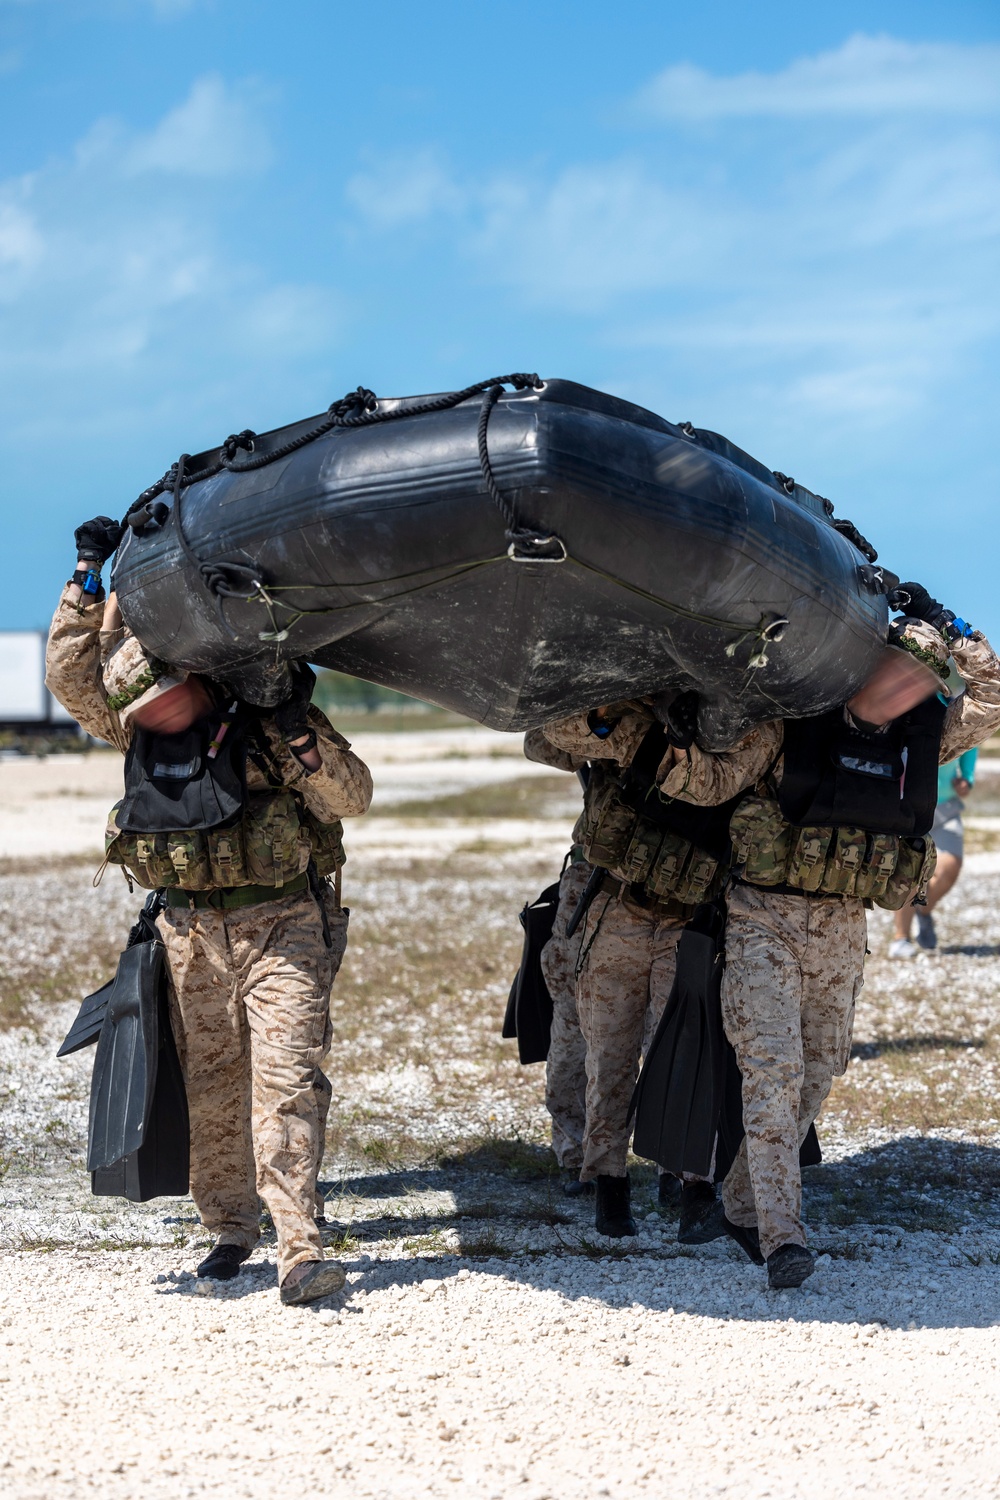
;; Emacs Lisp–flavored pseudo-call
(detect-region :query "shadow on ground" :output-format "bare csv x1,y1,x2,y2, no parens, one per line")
850,1034,985,1060
194,1133,1000,1333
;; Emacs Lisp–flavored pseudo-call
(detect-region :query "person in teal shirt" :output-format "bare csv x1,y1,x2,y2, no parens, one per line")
890,746,978,956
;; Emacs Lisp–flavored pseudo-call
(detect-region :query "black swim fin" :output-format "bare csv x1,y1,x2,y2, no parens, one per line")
86,938,164,1172
504,880,560,1064
57,979,114,1058
800,1121,822,1168
90,970,189,1202
58,889,166,1059
629,902,726,1179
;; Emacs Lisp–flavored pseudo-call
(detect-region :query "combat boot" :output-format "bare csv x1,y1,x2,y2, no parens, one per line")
196,1243,251,1281
767,1243,814,1289
561,1173,595,1198
695,1202,764,1263
657,1173,682,1209
677,1181,718,1243
594,1174,636,1237
279,1258,347,1306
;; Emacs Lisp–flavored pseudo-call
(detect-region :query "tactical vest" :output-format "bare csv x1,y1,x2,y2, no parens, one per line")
104,711,345,892
730,697,946,908
579,727,739,907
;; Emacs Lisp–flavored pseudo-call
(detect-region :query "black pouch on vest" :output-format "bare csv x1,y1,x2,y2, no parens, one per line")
779,696,945,838
117,714,247,833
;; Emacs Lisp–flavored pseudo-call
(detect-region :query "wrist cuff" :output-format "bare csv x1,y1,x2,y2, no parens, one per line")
288,727,318,759
72,567,102,595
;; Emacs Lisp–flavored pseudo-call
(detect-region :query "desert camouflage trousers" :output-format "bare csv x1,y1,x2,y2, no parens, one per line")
539,859,590,1170
721,882,867,1259
576,890,685,1179
157,884,348,1282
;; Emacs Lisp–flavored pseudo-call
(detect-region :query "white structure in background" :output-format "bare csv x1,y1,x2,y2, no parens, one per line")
0,631,77,729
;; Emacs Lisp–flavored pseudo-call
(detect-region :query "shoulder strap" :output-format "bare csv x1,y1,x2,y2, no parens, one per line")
243,712,284,788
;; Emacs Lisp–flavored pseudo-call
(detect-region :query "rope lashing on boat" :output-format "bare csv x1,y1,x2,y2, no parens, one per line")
121,374,562,631
124,373,545,518
477,384,566,562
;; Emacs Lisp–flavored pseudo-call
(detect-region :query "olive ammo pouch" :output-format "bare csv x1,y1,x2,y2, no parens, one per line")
579,776,725,908
104,790,345,892
729,796,937,909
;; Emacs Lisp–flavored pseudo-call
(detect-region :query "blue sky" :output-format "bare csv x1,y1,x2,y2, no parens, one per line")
2,0,998,636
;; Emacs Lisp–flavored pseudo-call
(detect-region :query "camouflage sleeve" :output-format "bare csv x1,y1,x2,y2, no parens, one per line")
656,721,785,805
541,704,655,765
44,587,130,751
523,728,587,774
260,706,373,819
939,632,1000,762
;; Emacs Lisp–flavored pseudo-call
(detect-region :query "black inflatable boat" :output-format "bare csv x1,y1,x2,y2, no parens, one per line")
112,374,892,746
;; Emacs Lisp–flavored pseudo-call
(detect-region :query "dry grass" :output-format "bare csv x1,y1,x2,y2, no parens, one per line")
321,848,558,1169
0,866,135,1030
372,775,578,821
824,893,1000,1141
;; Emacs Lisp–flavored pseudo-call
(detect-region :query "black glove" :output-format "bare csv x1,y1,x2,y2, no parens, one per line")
665,690,700,750
274,662,317,745
890,581,953,632
74,516,124,566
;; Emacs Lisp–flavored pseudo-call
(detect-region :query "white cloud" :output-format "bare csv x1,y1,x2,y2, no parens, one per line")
124,74,272,177
0,79,338,459
636,35,1000,120
0,201,42,272
345,39,1000,435
346,149,464,228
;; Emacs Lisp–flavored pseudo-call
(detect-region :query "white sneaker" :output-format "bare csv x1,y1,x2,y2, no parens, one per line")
888,938,917,959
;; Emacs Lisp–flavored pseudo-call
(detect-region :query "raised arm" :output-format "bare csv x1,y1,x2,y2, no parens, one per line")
939,631,1000,763
261,666,373,819
657,721,785,806
44,516,129,750
523,728,587,774
891,583,1000,763
541,701,655,765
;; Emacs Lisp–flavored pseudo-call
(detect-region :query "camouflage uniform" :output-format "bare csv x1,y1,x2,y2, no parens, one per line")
538,859,590,1169
574,888,685,1179
719,883,866,1255
523,729,589,1170
542,707,688,1181
660,631,1000,1257
158,890,349,1273
46,588,373,1281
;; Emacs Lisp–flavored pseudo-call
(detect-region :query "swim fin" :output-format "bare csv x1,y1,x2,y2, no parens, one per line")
90,969,189,1202
629,902,726,1179
58,892,164,1059
800,1121,823,1168
86,938,164,1171
503,880,560,1064
57,978,114,1057
61,890,189,1201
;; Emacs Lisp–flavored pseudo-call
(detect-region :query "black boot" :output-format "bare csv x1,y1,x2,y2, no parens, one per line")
561,1173,595,1198
767,1243,814,1289
196,1243,251,1281
694,1202,764,1263
657,1173,682,1209
677,1181,718,1243
594,1174,636,1237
